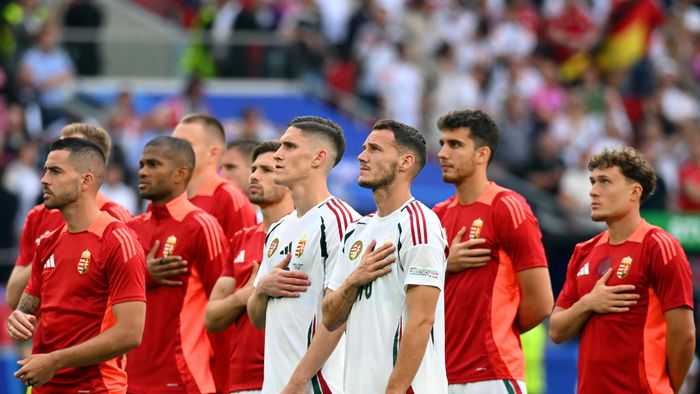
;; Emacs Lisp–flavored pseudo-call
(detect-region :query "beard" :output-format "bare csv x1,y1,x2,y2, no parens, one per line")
358,162,398,191
248,186,286,207
44,187,79,210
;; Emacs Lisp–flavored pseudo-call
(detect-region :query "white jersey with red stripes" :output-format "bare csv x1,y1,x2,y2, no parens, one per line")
254,196,359,393
328,198,448,394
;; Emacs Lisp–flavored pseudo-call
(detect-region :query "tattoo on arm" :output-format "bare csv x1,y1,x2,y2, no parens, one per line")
17,293,40,315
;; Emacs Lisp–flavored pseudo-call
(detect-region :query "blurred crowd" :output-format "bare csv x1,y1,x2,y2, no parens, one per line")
1,0,700,254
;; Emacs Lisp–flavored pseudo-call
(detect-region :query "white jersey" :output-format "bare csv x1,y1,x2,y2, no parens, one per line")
255,196,359,393
328,198,448,394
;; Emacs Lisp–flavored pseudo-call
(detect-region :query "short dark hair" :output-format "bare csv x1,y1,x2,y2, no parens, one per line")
588,147,657,202
145,136,196,182
49,137,107,184
372,119,427,175
437,109,499,164
287,116,345,166
60,123,112,162
227,139,259,162
180,113,226,146
252,140,282,162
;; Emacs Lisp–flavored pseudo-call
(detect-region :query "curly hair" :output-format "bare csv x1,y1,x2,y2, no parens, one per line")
588,147,657,202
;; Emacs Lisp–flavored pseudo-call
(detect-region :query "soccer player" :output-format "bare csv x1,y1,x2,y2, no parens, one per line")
6,123,132,309
247,116,359,393
126,136,228,394
550,148,695,393
432,109,553,393
205,141,294,393
172,113,257,392
220,139,259,190
323,120,448,393
6,138,146,391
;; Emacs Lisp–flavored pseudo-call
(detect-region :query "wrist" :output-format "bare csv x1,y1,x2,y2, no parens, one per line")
49,351,65,370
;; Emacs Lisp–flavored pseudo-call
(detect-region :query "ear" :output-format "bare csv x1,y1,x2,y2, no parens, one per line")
630,183,643,202
80,172,95,192
172,166,190,185
311,149,329,169
398,152,416,174
475,146,491,165
209,145,222,164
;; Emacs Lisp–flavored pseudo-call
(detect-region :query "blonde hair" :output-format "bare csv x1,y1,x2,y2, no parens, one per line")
60,123,112,162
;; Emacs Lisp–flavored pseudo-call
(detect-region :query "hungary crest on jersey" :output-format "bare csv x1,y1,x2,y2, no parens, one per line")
295,236,307,258
349,240,363,261
616,256,633,279
162,235,177,257
268,238,279,258
78,250,91,274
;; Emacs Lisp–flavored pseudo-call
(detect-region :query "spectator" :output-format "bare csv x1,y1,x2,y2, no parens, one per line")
100,162,139,215
144,75,209,131
223,106,279,141
494,94,535,176
378,41,423,128
678,133,700,211
63,0,103,75
2,141,41,236
525,129,565,195
18,21,75,126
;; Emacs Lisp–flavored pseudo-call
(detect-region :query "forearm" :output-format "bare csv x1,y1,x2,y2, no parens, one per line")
51,318,143,370
206,289,251,332
667,333,695,393
549,302,592,344
386,318,434,393
17,293,40,315
6,266,31,309
247,288,269,329
322,282,359,331
518,304,551,334
289,322,346,386
516,267,554,333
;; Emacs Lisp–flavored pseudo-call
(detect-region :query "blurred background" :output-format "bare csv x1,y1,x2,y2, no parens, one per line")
0,0,699,392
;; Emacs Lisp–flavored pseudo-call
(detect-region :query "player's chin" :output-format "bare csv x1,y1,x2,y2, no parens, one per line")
590,212,606,222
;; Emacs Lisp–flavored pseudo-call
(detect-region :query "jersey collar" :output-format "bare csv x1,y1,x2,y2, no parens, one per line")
150,192,193,221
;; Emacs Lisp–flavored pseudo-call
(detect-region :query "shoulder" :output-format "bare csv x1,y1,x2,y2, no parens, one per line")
572,232,606,256
216,180,252,208
100,201,132,222
432,195,457,217
319,197,360,223
400,200,442,246
491,189,535,227
644,227,683,263
102,220,142,260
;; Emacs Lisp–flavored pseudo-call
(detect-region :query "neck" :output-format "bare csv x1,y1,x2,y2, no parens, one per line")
374,181,412,217
288,174,331,217
606,210,643,244
61,196,101,232
186,167,216,198
262,198,295,231
152,189,186,206
454,171,490,205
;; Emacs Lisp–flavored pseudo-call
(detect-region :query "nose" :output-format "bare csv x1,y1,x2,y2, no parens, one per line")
357,149,368,163
40,172,49,186
273,147,283,161
437,144,448,160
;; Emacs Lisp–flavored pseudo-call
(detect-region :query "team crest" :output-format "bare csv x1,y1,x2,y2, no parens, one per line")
349,240,363,261
268,238,279,258
77,250,91,275
616,256,633,279
295,236,307,258
162,235,177,257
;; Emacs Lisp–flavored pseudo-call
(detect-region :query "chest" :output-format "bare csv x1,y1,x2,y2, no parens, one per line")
575,244,649,294
136,220,199,262
39,236,108,298
232,234,264,287
347,222,405,298
267,219,323,274
440,205,499,252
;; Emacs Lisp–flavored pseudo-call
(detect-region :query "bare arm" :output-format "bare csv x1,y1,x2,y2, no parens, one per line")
15,301,146,387
206,263,259,332
549,269,639,344
665,307,695,393
284,290,347,393
516,267,554,333
386,285,440,393
6,266,31,309
322,241,395,331
248,254,309,329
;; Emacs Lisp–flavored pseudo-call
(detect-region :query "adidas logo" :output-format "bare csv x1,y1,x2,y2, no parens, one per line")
576,262,590,277
279,242,293,256
44,255,56,269
234,250,245,264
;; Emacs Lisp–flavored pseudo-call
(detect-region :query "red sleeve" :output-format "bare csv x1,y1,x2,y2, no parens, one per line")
15,208,40,267
555,245,585,309
193,212,229,296
24,250,44,297
218,184,257,239
493,194,548,272
647,230,694,312
102,202,133,223
106,225,147,304
222,229,246,278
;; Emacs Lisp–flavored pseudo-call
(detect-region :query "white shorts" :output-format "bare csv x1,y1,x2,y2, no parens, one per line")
448,380,527,394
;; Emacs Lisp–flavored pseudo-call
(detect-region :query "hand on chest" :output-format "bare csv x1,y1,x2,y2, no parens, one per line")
578,249,645,292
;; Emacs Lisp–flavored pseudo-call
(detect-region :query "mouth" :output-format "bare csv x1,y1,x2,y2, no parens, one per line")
138,182,149,191
591,202,600,209
248,185,261,194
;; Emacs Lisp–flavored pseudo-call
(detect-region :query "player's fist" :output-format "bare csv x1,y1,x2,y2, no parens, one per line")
7,310,37,342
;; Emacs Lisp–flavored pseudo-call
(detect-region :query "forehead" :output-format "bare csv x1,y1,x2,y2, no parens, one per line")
280,126,309,145
253,151,275,165
172,122,205,145
223,148,245,161
141,145,171,160
440,127,472,141
365,129,396,146
45,149,75,170
590,166,624,178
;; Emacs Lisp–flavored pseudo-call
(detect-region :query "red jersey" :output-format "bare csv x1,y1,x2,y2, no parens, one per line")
126,193,228,394
15,193,132,267
679,161,700,211
221,224,266,392
25,212,146,393
189,174,255,392
433,182,548,384
555,220,693,394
